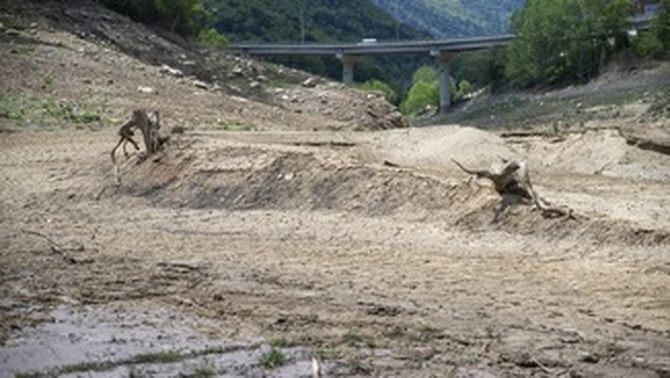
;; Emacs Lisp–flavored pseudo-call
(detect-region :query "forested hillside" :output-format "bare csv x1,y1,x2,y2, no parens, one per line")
371,0,523,37
205,0,431,91
207,0,426,43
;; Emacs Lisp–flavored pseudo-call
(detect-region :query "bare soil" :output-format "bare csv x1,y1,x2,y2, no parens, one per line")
1,2,669,378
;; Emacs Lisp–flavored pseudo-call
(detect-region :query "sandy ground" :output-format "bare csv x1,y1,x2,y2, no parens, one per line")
1,3,670,377
1,127,669,377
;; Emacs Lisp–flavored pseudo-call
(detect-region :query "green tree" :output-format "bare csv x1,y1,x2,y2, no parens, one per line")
506,0,633,87
358,80,399,104
451,47,507,91
400,65,439,115
411,65,438,84
154,0,205,35
100,0,208,36
400,80,439,115
652,0,670,51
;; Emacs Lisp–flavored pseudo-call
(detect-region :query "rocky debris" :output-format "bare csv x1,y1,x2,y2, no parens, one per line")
5,28,20,36
137,86,155,94
229,59,268,80
275,84,408,131
159,64,183,78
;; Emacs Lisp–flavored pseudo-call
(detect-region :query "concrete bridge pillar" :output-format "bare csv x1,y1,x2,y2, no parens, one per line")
432,51,457,115
336,54,358,84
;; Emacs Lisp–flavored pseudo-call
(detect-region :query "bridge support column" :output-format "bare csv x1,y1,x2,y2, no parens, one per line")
432,51,456,115
337,54,358,84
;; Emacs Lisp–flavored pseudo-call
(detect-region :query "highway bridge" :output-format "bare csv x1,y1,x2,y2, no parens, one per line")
227,13,653,114
228,34,514,114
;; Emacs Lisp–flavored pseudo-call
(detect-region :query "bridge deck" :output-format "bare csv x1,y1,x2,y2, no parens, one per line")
227,34,515,56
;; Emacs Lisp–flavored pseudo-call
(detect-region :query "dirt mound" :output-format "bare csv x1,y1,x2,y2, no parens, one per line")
275,83,408,131
521,129,670,182
2,0,408,132
365,126,517,176
113,137,669,247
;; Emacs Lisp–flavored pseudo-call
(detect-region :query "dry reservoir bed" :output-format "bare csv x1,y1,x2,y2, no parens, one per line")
0,127,669,377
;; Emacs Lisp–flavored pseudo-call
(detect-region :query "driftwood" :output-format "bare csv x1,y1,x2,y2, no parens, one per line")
22,229,93,264
111,109,167,185
452,158,575,222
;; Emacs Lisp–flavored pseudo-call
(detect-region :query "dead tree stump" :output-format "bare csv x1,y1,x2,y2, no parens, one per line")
111,109,168,185
452,158,575,222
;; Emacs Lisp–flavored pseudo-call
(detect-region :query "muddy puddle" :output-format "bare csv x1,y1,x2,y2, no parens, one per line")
0,304,330,377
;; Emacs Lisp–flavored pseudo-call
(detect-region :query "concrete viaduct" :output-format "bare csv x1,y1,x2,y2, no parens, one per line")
226,12,650,114
227,35,514,114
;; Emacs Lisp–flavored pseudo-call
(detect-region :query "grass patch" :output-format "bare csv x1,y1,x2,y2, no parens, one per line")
342,331,377,349
14,372,41,378
0,92,101,129
259,348,286,369
26,344,255,376
269,337,294,349
130,350,183,364
180,363,216,378
407,323,442,343
129,368,146,378
60,361,104,374
462,352,481,365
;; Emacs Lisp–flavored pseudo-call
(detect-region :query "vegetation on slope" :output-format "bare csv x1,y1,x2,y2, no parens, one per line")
506,0,634,87
206,0,424,43
205,0,430,89
371,0,523,37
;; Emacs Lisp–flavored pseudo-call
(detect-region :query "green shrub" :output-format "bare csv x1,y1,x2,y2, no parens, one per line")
632,33,665,58
358,79,398,104
259,348,285,369
197,28,228,48
400,80,439,115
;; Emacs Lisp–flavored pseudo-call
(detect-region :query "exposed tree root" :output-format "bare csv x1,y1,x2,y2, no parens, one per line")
111,109,169,185
452,158,576,222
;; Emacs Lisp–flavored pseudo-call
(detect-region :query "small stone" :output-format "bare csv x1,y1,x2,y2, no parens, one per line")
256,75,268,82
302,77,318,88
579,352,599,364
193,80,209,90
5,28,20,36
29,22,37,29
83,79,92,84
0,22,4,31
137,86,155,94
159,64,183,78
249,81,260,89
